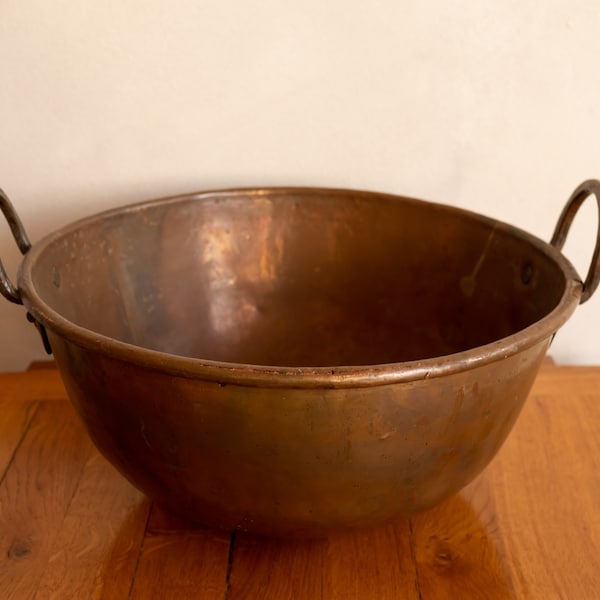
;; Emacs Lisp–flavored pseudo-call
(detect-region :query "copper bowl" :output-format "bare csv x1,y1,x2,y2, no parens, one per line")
1,181,599,537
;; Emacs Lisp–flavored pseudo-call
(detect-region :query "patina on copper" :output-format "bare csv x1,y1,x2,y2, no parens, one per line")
2,182,599,537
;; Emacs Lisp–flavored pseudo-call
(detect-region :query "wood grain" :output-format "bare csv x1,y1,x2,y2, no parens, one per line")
229,521,419,599
324,523,419,600
33,452,150,599
528,365,600,395
411,479,515,599
1,370,66,402
0,397,38,480
228,534,327,599
0,401,96,599
128,504,231,599
0,364,598,599
480,386,600,598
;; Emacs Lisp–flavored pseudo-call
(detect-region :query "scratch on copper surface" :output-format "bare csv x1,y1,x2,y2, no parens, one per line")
140,420,152,450
460,224,498,298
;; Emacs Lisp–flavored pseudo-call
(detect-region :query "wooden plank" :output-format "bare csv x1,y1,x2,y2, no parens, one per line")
33,451,151,599
478,384,600,598
128,504,231,599
100,499,151,600
0,397,38,480
0,401,96,599
323,523,419,600
0,370,66,402
410,479,516,599
228,521,419,600
530,365,600,396
228,535,326,599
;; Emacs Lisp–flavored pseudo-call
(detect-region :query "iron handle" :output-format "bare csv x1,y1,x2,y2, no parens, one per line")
0,188,31,304
0,189,51,353
551,179,600,304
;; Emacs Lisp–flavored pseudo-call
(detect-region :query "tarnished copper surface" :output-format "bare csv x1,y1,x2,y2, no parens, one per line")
4,185,597,536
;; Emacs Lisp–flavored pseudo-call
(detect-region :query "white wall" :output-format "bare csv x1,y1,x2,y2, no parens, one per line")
1,1,599,370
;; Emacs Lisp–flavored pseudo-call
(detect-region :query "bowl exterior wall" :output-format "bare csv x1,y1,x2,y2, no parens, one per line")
49,331,550,537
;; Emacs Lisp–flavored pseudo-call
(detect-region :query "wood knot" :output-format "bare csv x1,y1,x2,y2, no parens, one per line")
433,540,456,570
8,538,32,559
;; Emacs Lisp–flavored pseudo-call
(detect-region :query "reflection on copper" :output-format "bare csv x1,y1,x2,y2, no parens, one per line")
199,200,283,337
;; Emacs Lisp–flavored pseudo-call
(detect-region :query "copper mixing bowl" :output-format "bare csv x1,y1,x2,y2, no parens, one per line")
1,181,599,537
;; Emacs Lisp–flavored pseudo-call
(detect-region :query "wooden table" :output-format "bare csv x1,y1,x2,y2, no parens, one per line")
0,363,598,599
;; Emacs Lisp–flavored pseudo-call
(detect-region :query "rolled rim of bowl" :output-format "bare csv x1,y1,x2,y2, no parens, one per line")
18,187,584,389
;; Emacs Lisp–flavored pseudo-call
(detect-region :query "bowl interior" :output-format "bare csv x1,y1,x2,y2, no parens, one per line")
27,189,566,367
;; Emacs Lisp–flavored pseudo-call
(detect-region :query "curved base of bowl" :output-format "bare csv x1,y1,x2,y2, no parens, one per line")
148,485,468,539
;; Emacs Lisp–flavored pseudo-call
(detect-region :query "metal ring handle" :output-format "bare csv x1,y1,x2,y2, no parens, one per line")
0,188,31,304
551,179,600,304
